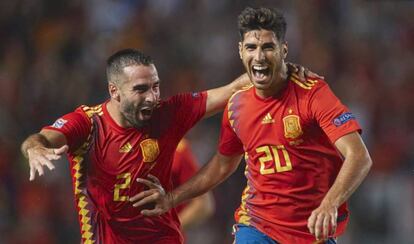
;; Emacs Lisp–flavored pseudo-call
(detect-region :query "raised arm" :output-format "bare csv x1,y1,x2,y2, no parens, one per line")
204,73,250,118
129,152,243,216
21,129,69,181
307,132,372,240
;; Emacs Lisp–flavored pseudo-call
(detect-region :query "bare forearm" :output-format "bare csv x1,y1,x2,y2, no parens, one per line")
321,152,372,207
205,73,250,118
171,153,241,207
21,130,68,181
21,133,50,158
172,159,224,206
307,133,371,239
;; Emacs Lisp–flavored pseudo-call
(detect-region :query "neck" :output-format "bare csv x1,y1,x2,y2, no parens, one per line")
106,100,130,128
256,62,288,98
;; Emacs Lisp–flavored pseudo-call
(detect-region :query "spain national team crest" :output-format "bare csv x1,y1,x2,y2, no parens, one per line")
283,115,303,139
140,139,159,163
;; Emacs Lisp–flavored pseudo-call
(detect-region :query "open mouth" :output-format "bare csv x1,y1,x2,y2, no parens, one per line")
251,65,270,81
140,107,153,119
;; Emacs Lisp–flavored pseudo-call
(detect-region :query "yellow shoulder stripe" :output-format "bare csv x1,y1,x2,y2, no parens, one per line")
229,84,253,103
291,74,318,90
82,104,103,117
176,139,188,152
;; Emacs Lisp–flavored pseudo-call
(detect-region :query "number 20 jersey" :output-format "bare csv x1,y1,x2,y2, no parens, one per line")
44,92,206,244
218,76,361,244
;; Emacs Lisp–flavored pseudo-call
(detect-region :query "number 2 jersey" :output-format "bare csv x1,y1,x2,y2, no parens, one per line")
218,75,361,244
44,92,207,244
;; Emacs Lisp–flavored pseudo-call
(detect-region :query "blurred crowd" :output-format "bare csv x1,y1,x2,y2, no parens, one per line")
0,0,413,243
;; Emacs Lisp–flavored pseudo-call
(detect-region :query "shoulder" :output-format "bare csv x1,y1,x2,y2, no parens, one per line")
228,84,254,104
176,138,189,153
289,73,328,92
62,104,105,128
289,74,333,101
77,104,104,119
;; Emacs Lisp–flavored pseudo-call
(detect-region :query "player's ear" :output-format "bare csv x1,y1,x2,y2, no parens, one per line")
108,83,120,102
282,41,288,59
238,42,243,60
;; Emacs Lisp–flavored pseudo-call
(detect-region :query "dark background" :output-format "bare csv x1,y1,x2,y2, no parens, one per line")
0,0,413,243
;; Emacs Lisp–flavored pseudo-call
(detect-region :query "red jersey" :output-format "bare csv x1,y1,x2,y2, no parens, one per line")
44,92,207,244
219,75,361,244
171,139,199,214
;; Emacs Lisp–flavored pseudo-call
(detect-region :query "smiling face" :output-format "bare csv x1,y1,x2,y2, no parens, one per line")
239,29,288,97
110,64,160,128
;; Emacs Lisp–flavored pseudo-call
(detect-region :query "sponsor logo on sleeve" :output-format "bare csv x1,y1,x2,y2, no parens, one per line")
52,118,67,129
333,112,355,127
191,92,200,98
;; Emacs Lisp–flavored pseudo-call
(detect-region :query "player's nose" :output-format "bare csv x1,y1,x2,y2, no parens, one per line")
254,48,265,62
144,90,156,104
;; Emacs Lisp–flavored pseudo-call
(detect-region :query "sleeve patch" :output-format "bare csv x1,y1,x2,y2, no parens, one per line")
51,118,68,129
333,112,355,127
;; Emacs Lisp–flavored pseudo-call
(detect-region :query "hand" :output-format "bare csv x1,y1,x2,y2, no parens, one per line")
27,145,68,181
27,145,69,181
286,62,324,81
236,73,251,88
130,174,173,216
307,202,338,241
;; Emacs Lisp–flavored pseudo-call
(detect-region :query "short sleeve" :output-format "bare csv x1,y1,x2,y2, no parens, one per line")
168,92,207,135
218,105,244,156
309,82,361,143
42,107,92,152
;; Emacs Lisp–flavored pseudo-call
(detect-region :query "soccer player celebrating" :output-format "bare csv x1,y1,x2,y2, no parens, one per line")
132,7,372,244
21,49,245,243
21,48,316,243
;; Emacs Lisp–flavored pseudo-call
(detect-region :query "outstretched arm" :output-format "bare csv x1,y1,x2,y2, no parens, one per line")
130,152,243,216
307,132,372,240
21,129,69,181
204,73,250,118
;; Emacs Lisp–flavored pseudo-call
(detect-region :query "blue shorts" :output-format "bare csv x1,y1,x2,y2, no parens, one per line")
233,224,337,244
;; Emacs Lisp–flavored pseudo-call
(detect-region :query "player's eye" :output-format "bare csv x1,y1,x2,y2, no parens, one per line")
262,43,275,51
245,44,256,51
133,85,149,94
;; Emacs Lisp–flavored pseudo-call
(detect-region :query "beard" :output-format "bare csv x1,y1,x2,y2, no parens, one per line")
120,101,149,128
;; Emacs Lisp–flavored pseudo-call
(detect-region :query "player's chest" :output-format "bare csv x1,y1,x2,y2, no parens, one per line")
91,131,172,173
234,101,311,149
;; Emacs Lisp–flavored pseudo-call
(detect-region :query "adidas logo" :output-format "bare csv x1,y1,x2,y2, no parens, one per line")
262,113,275,124
119,142,133,153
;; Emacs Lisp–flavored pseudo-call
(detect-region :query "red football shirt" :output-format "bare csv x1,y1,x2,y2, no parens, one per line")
171,139,199,214
44,92,207,244
219,75,361,244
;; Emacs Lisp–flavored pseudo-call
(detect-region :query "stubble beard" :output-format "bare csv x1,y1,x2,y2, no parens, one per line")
121,102,147,129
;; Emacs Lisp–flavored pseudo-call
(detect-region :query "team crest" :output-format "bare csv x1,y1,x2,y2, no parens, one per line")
283,115,303,139
140,139,159,162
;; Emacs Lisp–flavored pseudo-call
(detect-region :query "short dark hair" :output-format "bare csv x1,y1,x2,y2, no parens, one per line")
238,7,287,42
106,49,154,84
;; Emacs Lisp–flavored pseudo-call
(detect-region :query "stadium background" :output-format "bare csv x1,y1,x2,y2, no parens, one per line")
0,0,413,243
